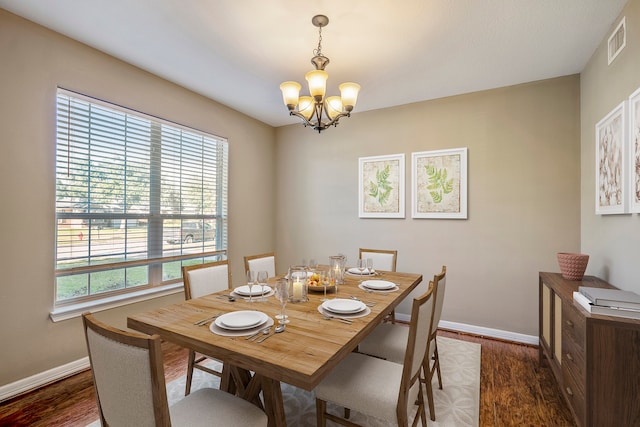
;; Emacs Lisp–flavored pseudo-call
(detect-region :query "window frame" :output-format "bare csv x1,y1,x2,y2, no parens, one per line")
53,88,228,314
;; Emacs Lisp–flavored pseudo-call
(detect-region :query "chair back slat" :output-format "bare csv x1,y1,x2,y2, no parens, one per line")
183,260,231,300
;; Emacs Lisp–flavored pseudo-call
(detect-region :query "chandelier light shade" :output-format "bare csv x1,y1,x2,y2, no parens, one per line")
280,15,360,133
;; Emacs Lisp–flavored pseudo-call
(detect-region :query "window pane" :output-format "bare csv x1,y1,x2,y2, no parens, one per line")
55,89,228,304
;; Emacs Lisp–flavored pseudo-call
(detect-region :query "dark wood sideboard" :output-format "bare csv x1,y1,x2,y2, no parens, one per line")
539,272,640,427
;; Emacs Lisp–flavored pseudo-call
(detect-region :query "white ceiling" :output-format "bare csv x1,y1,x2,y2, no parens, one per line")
0,0,627,127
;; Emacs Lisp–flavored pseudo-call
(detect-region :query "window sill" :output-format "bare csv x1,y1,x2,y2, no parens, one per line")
50,283,184,322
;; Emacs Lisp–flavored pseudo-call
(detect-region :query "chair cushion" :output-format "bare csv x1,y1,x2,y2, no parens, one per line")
170,388,267,427
358,323,408,364
315,352,418,422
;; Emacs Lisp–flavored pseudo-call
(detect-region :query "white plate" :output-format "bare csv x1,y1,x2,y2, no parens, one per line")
321,299,366,314
215,311,268,330
347,267,375,275
362,280,396,290
233,285,272,296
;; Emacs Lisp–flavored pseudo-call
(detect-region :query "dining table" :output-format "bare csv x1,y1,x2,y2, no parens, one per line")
127,268,423,427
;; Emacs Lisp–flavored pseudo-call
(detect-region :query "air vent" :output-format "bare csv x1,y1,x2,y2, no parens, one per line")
608,17,626,65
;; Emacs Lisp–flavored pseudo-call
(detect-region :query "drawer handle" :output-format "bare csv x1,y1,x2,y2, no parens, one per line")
566,386,573,397
566,353,573,362
565,320,574,327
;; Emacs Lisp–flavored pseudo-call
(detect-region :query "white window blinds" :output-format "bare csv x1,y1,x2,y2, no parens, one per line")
55,88,228,304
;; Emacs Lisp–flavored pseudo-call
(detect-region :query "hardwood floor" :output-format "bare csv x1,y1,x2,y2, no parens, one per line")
0,331,575,426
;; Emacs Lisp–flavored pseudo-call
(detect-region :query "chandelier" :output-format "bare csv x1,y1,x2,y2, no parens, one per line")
280,15,361,133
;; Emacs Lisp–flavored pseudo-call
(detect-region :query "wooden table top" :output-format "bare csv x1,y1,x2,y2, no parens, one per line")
128,270,422,390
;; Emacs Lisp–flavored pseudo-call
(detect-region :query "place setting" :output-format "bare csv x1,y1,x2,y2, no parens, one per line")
209,310,275,337
358,279,399,293
229,270,274,302
317,298,371,323
345,258,378,277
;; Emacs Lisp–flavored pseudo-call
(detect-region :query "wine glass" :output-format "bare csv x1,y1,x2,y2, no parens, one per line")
366,258,374,275
257,270,269,302
275,278,290,324
246,270,256,303
356,258,366,283
309,259,318,269
318,269,330,301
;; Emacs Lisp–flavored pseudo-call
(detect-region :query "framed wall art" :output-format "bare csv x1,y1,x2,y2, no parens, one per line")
629,87,640,213
411,147,467,219
358,153,405,218
595,101,627,215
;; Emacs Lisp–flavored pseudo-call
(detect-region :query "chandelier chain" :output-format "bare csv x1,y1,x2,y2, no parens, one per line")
313,26,323,57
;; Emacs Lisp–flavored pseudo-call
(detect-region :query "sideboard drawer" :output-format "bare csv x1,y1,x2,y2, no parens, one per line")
562,302,585,351
562,364,586,427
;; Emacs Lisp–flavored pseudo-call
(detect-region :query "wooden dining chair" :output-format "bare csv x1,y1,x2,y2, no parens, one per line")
359,248,397,272
315,281,435,427
360,248,398,323
243,252,277,277
357,266,447,421
182,260,232,395
82,312,268,427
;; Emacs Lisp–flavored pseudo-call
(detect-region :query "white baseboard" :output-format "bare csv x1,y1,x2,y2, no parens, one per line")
0,357,90,403
395,313,538,345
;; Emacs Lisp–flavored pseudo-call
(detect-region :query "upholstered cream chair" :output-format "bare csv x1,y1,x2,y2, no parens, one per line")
82,312,268,427
360,248,398,323
315,281,435,427
358,266,447,421
243,252,276,277
182,260,232,395
359,248,397,272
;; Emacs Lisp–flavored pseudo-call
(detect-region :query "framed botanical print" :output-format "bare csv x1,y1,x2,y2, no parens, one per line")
595,101,627,214
629,87,640,213
412,148,467,219
358,153,405,218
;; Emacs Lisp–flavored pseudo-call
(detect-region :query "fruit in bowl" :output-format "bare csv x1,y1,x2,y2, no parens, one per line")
307,273,321,287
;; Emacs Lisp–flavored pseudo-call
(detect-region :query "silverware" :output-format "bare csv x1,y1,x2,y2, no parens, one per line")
349,296,376,306
256,324,285,343
246,327,271,340
193,313,222,326
322,314,353,324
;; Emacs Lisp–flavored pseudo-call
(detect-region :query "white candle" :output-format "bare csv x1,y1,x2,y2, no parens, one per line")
293,280,303,299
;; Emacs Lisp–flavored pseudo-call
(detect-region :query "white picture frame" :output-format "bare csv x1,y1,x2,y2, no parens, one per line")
358,153,405,218
411,148,468,219
595,101,628,215
629,87,640,213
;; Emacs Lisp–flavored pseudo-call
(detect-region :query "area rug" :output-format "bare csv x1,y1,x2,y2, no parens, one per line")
88,336,480,426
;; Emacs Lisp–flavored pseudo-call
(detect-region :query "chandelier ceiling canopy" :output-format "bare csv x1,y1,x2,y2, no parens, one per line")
280,15,360,133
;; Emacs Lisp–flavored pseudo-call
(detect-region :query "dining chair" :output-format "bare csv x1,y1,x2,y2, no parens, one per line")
182,260,232,395
243,252,277,277
315,281,435,427
360,248,398,323
357,265,447,421
82,312,268,427
359,248,397,272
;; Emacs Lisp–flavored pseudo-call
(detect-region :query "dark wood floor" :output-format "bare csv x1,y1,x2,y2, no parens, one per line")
0,330,575,427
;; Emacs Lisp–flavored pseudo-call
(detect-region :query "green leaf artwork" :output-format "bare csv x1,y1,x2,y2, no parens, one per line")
425,164,454,204
368,165,393,205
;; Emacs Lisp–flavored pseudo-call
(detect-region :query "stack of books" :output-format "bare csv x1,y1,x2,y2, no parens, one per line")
573,286,640,320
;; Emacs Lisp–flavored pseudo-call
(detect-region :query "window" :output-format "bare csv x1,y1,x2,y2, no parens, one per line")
55,89,228,306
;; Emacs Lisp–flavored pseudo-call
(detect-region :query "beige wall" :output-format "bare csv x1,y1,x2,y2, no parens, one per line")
581,0,640,290
0,9,276,386
276,75,581,337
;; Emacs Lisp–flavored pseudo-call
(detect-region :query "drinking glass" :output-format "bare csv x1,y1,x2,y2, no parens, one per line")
246,270,256,303
366,258,374,275
275,278,290,324
318,269,329,301
257,270,269,302
309,259,318,269
356,259,366,282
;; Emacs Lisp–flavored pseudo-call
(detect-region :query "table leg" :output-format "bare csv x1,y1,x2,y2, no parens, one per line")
260,376,286,427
